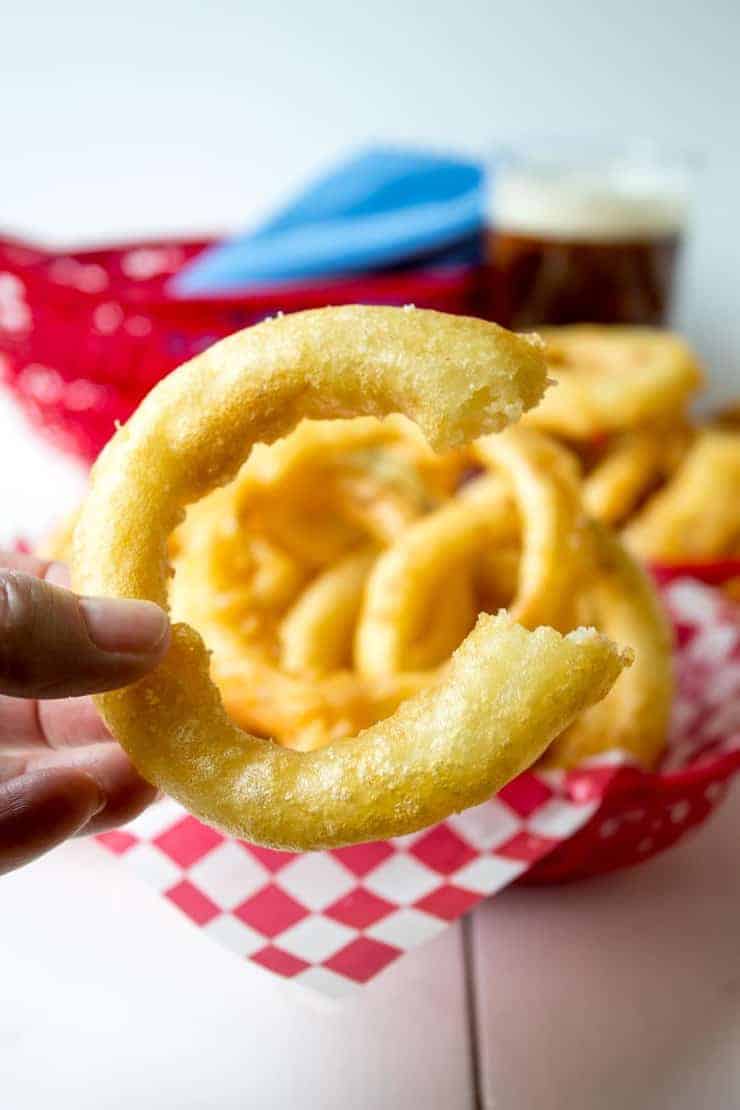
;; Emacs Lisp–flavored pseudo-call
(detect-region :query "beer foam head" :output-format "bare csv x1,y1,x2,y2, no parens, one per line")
491,166,689,241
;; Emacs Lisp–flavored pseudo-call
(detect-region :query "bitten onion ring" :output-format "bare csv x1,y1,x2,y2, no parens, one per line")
73,305,627,849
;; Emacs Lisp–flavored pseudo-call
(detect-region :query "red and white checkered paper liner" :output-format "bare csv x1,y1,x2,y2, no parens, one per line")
97,578,740,996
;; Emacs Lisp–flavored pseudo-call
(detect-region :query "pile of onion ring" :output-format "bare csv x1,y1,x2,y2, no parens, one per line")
165,415,670,774
70,306,632,850
520,324,740,574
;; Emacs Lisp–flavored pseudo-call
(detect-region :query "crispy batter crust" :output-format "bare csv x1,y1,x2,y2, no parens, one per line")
72,305,627,848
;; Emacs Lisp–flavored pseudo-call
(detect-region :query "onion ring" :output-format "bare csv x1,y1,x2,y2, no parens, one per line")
543,521,673,769
582,424,694,527
169,417,451,749
280,549,376,676
73,305,627,848
355,429,588,676
524,325,703,440
354,475,513,675
582,431,666,526
475,544,521,611
239,416,453,564
213,651,431,753
169,484,307,655
623,429,740,561
472,427,588,631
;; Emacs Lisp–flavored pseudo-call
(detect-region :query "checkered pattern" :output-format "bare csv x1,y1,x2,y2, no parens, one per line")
97,579,740,995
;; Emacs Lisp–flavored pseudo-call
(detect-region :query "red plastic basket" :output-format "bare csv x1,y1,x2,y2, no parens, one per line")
3,234,738,885
524,560,740,883
0,235,479,461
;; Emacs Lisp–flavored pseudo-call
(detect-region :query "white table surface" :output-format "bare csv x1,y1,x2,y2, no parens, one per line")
1,393,739,1109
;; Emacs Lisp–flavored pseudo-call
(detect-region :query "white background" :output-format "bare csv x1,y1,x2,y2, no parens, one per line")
1,4,740,1107
1,0,739,399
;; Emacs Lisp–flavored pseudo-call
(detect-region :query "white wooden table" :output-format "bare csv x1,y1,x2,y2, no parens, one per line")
1,392,739,1109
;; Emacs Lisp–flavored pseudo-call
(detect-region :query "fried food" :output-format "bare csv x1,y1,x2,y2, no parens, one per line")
524,325,703,440
169,483,307,653
354,476,507,675
237,415,457,566
515,322,739,574
582,424,693,526
213,653,431,753
279,550,376,676
711,402,740,430
355,428,588,676
472,427,588,630
582,431,666,525
624,429,740,562
73,305,628,848
168,416,453,748
475,544,521,611
543,522,674,769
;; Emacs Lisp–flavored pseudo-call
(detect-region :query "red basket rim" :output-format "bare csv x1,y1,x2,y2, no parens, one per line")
0,232,478,311
651,558,740,587
576,746,740,799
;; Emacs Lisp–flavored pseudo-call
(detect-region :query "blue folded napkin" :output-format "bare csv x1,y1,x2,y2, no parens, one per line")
170,146,485,296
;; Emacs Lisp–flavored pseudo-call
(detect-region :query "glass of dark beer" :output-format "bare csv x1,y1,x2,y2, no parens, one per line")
485,141,693,328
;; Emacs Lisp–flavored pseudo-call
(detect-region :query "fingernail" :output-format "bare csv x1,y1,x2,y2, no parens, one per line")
78,771,108,819
79,597,170,655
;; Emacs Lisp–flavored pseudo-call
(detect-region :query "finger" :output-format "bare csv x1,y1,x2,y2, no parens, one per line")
0,694,109,749
21,742,157,835
0,694,39,746
0,570,170,699
0,766,103,875
0,551,70,590
71,743,158,834
37,696,111,748
0,549,51,577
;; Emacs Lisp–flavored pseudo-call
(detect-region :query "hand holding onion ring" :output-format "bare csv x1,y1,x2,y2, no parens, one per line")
72,305,628,848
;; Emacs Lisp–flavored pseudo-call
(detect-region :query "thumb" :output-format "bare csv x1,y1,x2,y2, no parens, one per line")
0,767,103,875
0,569,170,698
